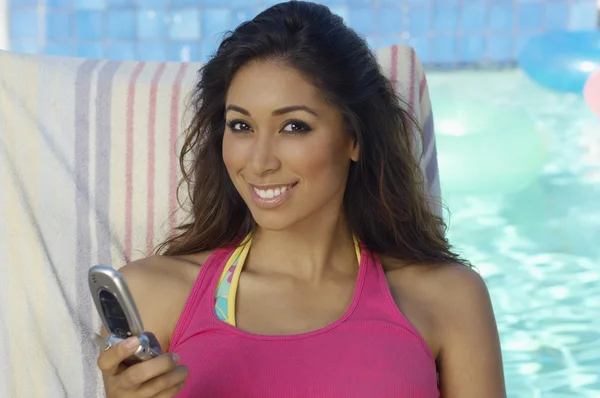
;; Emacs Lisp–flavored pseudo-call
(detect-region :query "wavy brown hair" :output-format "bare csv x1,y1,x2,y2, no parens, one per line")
156,1,467,266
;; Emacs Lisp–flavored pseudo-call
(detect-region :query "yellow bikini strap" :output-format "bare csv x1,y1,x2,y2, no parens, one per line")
218,233,361,326
217,236,252,326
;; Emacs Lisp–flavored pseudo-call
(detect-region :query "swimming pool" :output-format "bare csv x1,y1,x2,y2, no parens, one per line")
427,69,600,397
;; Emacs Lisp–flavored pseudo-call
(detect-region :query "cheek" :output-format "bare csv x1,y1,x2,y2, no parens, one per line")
222,134,243,175
286,136,350,184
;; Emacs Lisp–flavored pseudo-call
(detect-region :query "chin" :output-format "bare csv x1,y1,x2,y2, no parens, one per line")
250,211,299,232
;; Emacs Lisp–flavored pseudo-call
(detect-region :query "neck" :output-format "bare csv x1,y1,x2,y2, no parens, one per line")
248,210,358,282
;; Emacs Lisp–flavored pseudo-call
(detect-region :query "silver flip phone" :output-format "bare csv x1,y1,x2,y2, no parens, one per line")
88,265,163,366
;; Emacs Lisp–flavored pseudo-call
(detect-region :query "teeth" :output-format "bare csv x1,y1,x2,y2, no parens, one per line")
254,185,292,200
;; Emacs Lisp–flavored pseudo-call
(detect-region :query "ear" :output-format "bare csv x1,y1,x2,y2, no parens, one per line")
350,140,360,162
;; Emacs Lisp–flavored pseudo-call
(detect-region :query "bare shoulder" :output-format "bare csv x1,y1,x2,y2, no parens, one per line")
398,262,489,308
382,257,505,396
381,257,491,324
119,251,213,288
116,251,214,351
395,263,495,336
380,258,488,355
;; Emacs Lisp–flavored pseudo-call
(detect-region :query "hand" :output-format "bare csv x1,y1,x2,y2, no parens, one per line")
97,336,189,398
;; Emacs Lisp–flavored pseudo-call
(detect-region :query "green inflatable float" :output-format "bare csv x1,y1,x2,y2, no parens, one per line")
433,101,547,195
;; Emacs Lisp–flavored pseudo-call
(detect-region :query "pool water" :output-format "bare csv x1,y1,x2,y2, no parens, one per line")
426,70,600,397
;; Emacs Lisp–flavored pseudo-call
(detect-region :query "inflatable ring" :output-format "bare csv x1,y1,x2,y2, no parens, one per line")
584,68,600,119
518,31,600,93
433,101,547,195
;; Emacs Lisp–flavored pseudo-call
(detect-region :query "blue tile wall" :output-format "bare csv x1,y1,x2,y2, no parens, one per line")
106,10,136,39
9,10,39,40
6,0,600,67
75,11,104,40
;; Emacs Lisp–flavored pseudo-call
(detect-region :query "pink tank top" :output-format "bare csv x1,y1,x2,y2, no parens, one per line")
169,244,439,397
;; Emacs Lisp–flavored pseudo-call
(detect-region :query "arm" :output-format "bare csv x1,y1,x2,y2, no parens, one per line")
98,256,176,350
96,255,200,398
99,254,207,351
435,266,506,397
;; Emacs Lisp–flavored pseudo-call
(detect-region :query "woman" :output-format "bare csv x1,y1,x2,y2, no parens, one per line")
97,1,505,397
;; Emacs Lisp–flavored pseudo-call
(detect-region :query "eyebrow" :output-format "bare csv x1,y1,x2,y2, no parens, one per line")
225,104,319,117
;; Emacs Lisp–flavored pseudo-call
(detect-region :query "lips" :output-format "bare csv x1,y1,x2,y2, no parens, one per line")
253,184,293,199
248,182,298,209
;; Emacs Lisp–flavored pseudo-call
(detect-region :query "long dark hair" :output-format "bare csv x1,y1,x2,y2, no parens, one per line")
156,1,466,266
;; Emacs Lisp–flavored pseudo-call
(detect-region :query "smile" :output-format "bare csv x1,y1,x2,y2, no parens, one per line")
248,182,298,209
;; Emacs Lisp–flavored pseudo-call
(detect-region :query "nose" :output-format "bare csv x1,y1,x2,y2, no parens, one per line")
249,134,280,176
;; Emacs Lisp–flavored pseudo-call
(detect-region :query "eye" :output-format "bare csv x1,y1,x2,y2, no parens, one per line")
281,120,312,134
226,120,252,133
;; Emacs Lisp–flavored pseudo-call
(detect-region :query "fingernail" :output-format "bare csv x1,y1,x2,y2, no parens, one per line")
124,336,139,350
171,353,180,363
92,333,110,351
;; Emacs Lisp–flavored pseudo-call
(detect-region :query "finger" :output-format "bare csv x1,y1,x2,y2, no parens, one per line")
97,336,140,376
149,382,186,398
117,354,182,391
137,365,189,397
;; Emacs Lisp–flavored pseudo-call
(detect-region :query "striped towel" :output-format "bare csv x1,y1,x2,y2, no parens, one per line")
0,44,439,397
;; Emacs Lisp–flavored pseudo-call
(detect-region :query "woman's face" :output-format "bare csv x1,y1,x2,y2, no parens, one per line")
223,60,359,231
